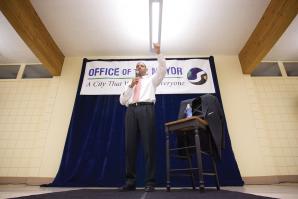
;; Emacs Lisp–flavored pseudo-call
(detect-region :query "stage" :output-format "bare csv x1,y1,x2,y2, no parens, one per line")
1,183,297,199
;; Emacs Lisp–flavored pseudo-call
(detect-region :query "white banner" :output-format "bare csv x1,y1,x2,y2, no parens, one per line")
80,58,215,95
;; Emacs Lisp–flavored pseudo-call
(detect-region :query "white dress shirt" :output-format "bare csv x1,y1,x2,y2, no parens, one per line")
120,54,166,107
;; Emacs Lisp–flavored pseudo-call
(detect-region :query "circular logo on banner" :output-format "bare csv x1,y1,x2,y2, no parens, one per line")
187,68,208,85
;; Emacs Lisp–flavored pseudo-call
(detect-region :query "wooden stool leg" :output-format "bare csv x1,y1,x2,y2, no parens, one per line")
208,134,220,190
183,135,196,190
211,157,220,190
166,130,171,192
194,128,205,191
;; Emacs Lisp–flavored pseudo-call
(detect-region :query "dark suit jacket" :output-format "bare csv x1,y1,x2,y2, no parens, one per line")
176,94,225,159
201,94,225,159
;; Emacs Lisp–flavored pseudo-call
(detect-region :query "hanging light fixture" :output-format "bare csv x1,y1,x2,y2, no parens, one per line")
149,0,163,50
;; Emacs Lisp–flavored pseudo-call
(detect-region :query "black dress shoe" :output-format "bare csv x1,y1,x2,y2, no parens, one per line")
119,184,136,191
144,185,155,192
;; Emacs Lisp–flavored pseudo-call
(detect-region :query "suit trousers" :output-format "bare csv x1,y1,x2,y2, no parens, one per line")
125,104,156,186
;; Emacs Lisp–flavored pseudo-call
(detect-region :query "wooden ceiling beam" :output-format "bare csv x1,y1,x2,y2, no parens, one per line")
0,0,64,76
239,0,298,74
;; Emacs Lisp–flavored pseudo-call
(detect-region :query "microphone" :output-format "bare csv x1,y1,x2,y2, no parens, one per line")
135,70,140,77
134,70,140,85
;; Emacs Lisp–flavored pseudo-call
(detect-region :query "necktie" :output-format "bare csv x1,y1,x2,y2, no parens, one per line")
133,78,141,103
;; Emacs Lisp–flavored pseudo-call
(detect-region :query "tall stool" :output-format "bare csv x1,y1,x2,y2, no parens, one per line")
165,116,220,191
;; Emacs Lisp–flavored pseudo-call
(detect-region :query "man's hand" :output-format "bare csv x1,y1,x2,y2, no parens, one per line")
153,43,160,54
129,77,139,88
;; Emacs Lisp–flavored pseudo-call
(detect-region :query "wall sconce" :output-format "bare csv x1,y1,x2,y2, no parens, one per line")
149,0,163,50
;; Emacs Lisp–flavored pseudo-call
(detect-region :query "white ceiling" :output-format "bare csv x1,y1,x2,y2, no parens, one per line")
0,0,297,64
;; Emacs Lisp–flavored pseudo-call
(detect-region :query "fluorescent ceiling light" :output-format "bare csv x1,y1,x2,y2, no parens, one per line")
149,0,163,50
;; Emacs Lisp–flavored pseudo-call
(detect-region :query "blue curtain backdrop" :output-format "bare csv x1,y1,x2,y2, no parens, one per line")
48,56,243,187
